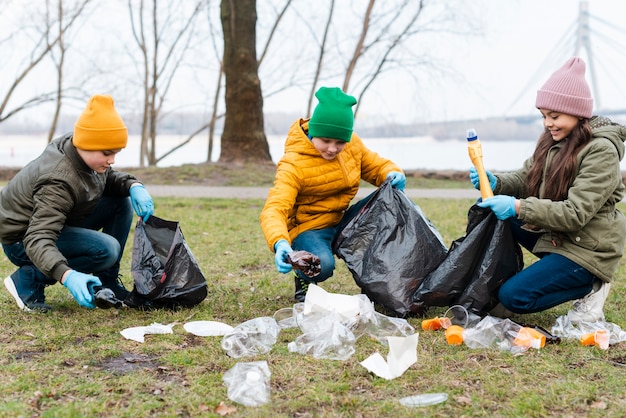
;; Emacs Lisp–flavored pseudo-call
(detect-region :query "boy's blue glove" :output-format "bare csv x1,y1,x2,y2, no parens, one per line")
63,271,101,309
469,167,497,191
386,171,406,191
274,239,294,274
477,195,517,220
130,184,154,221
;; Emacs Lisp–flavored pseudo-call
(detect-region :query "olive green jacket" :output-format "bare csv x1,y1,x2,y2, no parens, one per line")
0,133,138,281
495,116,626,282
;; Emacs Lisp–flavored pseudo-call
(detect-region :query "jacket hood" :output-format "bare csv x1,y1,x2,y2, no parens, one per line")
591,115,626,161
284,118,329,157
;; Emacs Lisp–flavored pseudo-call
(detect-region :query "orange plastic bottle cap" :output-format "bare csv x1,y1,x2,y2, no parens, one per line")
445,325,464,345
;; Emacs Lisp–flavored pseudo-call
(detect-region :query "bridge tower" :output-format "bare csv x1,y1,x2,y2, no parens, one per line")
575,1,601,109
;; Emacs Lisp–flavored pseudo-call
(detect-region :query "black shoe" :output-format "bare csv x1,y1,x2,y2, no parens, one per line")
3,266,52,313
294,275,311,303
99,275,130,300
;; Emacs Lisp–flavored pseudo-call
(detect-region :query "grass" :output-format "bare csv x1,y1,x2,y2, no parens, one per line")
1,195,626,417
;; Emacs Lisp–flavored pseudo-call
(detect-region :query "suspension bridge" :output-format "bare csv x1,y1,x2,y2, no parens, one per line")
506,1,626,124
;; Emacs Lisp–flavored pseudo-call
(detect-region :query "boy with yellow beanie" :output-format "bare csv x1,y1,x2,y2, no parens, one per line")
260,86,406,302
0,94,155,311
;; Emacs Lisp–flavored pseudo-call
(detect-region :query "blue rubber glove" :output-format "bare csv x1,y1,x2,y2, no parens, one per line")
274,239,294,274
129,184,154,221
63,271,102,309
469,167,497,192
386,171,406,191
477,195,517,220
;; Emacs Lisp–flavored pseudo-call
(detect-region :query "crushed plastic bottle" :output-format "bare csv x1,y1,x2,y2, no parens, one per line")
460,316,544,354
221,317,281,358
222,361,271,406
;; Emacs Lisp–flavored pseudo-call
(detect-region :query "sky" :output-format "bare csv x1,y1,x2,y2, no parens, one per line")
258,0,625,127
311,0,626,125
2,0,626,130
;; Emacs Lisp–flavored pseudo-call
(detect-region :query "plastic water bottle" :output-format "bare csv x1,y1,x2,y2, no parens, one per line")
222,361,271,406
221,317,281,358
467,128,494,200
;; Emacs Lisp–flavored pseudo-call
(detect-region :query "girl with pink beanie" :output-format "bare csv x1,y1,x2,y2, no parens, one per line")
471,57,626,323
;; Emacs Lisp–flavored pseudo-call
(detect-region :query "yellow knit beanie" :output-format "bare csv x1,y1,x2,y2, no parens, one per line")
73,95,128,150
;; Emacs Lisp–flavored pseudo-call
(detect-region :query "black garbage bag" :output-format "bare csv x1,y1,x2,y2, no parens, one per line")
333,181,448,317
125,216,208,309
412,203,523,316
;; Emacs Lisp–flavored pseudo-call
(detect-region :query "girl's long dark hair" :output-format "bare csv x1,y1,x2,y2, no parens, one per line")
526,119,592,201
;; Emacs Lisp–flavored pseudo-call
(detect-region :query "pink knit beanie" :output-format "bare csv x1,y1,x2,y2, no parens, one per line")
535,57,593,118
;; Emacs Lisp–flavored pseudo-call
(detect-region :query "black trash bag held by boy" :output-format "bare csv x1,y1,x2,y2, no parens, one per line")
125,216,208,309
412,203,524,316
333,181,448,317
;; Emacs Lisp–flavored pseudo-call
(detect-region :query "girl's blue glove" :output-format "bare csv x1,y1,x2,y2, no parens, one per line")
63,271,101,309
274,239,294,273
477,195,517,220
130,184,154,221
469,167,497,191
386,171,406,191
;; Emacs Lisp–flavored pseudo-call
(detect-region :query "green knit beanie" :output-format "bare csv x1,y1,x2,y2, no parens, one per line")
308,87,357,142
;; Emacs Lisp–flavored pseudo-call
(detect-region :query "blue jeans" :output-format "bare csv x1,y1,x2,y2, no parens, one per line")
3,196,133,283
291,193,373,283
498,219,596,313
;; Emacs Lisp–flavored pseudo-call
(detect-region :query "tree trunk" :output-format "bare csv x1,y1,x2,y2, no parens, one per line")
219,0,271,164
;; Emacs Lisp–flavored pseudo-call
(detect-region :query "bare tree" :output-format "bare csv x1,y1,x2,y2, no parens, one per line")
128,0,203,167
46,0,93,142
306,0,335,116
0,0,91,126
219,0,271,164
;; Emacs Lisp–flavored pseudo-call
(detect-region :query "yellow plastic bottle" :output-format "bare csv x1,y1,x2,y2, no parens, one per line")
467,128,494,200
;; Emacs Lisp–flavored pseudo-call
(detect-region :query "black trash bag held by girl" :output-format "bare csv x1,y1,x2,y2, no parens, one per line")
412,203,524,316
125,216,208,309
333,181,448,317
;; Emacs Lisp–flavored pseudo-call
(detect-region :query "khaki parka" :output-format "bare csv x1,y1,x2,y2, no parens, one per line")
0,134,138,281
495,116,626,282
260,118,402,251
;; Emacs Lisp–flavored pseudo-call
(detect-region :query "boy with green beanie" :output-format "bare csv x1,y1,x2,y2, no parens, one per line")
260,86,406,302
1,94,155,311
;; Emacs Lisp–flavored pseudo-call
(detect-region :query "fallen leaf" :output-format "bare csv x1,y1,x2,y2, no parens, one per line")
215,401,237,416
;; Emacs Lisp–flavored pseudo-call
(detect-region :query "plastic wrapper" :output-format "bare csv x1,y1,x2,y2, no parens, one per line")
287,251,321,278
287,311,356,360
462,316,542,354
221,317,281,358
551,315,626,346
413,204,523,316
126,216,208,309
333,181,448,317
222,361,271,406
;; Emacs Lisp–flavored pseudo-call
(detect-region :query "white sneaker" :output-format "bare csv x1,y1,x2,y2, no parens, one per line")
567,281,610,323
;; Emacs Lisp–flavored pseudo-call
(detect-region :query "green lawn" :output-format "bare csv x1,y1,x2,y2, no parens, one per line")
1,196,625,417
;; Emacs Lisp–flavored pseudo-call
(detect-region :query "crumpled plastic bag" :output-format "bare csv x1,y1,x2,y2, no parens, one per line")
551,315,626,345
333,181,448,317
413,204,523,316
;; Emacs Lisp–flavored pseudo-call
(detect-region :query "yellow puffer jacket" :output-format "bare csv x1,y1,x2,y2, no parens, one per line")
260,118,402,251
